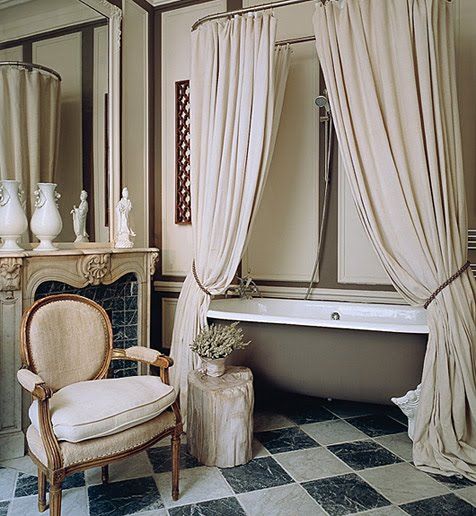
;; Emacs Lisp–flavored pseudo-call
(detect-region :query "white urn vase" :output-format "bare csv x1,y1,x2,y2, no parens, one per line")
0,179,28,252
30,183,62,252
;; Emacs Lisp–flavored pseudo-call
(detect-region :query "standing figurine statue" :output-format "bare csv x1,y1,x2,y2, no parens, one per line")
71,190,89,243
114,187,135,248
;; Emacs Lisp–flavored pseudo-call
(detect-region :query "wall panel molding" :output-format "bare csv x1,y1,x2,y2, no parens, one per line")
337,156,391,286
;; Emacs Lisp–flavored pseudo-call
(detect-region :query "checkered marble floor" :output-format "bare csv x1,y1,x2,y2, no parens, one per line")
1,393,475,516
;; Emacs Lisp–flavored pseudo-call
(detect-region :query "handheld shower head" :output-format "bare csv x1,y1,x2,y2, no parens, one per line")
315,93,330,112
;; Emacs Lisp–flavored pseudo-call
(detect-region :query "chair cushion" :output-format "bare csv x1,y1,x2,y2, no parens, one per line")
27,410,177,467
29,376,176,443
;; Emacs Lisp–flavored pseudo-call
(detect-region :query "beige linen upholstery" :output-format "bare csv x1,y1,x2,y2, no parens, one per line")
27,410,176,468
26,298,110,391
170,14,291,420
314,0,476,480
17,369,45,392
125,346,160,363
29,376,176,442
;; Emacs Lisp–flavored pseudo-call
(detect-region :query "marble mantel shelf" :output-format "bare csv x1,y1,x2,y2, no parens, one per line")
0,244,158,258
0,246,159,461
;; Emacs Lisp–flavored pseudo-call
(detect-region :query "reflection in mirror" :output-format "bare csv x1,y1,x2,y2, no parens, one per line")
0,0,109,243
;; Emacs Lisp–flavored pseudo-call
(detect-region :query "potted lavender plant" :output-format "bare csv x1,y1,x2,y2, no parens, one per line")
190,322,250,377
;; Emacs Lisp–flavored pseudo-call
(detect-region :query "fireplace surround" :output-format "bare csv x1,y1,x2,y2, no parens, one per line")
0,246,158,460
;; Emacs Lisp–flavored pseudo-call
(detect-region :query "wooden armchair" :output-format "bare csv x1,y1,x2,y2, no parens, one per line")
17,294,182,516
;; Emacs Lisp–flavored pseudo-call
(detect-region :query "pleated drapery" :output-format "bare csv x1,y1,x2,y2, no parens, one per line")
0,65,61,219
314,0,476,479
170,14,291,418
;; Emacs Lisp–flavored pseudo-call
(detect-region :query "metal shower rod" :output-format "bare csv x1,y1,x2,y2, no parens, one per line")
192,0,315,31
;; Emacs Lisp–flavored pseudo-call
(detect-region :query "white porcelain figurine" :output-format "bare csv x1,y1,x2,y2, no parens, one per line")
71,190,89,243
391,384,421,441
0,179,28,252
30,183,63,252
114,187,135,248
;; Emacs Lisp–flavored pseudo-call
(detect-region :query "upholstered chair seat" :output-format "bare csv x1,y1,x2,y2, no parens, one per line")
17,294,183,516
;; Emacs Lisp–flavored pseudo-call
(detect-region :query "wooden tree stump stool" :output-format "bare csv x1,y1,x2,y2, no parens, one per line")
187,366,254,468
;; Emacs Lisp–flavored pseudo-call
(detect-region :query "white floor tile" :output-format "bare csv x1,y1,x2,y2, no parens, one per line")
7,488,88,516
238,483,326,516
0,468,17,501
374,433,413,462
359,462,449,504
0,456,36,477
301,419,367,446
85,452,154,486
155,466,233,508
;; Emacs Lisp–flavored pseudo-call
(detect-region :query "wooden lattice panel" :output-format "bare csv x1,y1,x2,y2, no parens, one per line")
175,80,191,224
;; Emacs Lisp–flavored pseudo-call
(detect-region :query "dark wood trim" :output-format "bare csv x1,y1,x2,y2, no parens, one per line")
82,26,95,240
154,0,219,14
22,42,32,64
130,0,154,14
148,3,156,247
153,8,162,254
151,290,180,353
0,19,107,51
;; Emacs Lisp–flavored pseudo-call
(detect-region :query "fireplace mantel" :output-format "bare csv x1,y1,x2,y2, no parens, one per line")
0,246,159,460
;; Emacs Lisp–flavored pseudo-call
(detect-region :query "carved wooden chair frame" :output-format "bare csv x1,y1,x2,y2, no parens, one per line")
17,293,182,516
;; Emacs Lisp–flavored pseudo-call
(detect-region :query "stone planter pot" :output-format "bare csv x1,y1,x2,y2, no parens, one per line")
202,357,226,377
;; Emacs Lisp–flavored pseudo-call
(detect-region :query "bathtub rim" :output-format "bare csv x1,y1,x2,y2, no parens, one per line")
207,297,429,335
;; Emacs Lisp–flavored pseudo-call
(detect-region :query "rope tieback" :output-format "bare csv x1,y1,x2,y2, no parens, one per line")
424,261,471,309
192,260,212,296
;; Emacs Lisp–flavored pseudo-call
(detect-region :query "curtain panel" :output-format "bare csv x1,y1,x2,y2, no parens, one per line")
170,14,291,419
0,65,60,220
314,0,476,479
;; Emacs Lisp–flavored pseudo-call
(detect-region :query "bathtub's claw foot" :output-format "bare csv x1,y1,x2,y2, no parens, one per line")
391,384,421,441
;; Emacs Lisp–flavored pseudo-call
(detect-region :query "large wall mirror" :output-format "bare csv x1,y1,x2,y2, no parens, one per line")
0,0,120,244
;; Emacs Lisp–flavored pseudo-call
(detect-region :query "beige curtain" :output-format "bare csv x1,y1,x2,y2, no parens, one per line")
314,0,476,479
0,65,61,219
170,14,291,418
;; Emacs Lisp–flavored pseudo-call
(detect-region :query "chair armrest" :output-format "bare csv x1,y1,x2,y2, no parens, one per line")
17,369,53,401
112,346,174,368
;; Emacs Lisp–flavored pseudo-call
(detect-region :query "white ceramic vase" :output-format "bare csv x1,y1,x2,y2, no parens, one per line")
0,180,28,252
30,183,63,252
203,357,226,377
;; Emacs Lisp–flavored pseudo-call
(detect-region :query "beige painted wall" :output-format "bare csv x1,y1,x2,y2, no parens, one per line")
457,0,476,229
122,0,150,247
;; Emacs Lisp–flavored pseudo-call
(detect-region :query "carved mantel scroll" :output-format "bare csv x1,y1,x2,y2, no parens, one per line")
0,258,22,292
80,254,111,285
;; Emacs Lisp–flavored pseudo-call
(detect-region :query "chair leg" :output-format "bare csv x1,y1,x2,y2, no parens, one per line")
171,433,180,501
101,465,109,484
37,469,47,512
49,482,62,516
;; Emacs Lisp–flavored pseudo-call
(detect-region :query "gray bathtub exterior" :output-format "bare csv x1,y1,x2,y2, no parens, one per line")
210,318,427,405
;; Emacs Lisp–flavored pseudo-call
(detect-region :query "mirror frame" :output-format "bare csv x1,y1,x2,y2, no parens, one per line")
79,0,121,244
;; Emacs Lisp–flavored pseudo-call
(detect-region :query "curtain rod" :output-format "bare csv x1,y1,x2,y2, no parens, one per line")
276,35,315,46
192,0,314,31
0,61,62,81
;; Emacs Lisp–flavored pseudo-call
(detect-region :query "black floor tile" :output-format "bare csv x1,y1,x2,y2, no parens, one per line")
169,496,246,516
400,493,476,516
14,473,38,497
255,427,319,454
428,472,475,490
323,399,388,418
220,457,293,494
328,440,402,470
147,444,201,473
13,471,85,498
280,395,338,425
345,414,407,437
0,501,9,516
88,476,163,516
303,473,391,516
